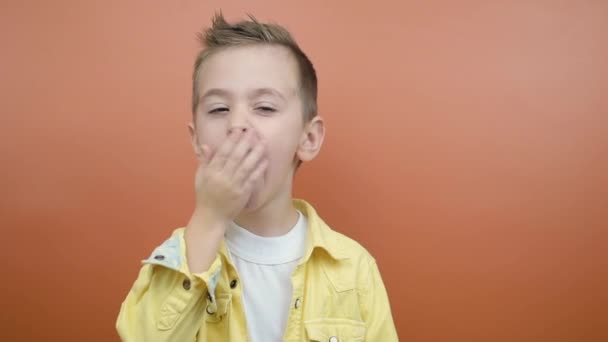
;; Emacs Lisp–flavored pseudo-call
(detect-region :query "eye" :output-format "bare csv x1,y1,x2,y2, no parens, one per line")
256,106,276,113
208,107,228,115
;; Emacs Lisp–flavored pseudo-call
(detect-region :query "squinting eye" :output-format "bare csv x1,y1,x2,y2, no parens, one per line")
209,108,228,114
257,106,276,113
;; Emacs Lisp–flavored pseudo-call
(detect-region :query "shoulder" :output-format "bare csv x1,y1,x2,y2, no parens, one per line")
296,199,377,265
325,227,377,265
312,224,380,293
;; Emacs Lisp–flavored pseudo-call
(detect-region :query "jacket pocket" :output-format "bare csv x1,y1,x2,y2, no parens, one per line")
304,318,366,342
156,282,192,331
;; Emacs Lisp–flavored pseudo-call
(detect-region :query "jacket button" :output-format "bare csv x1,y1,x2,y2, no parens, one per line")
206,304,216,315
329,337,339,342
230,279,238,289
294,298,302,309
154,255,165,261
182,278,191,290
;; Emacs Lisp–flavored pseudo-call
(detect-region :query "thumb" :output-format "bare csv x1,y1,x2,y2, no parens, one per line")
200,144,211,164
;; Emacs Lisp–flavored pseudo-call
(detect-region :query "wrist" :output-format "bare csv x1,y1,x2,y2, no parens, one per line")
189,207,229,231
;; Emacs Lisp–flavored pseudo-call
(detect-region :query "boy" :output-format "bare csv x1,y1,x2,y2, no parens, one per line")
116,13,398,341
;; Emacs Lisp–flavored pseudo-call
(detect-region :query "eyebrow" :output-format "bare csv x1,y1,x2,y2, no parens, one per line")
199,87,287,103
199,88,232,103
249,88,287,102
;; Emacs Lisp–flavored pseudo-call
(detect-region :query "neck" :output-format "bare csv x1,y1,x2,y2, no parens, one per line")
234,186,299,238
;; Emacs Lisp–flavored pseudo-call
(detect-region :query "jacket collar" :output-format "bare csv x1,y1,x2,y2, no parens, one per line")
294,199,349,262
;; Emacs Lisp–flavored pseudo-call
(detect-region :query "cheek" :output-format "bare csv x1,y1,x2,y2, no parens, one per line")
195,123,226,154
265,138,299,174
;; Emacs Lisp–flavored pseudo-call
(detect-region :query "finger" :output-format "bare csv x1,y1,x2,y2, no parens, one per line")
242,158,268,192
200,144,211,164
223,129,256,176
209,129,243,170
234,141,265,186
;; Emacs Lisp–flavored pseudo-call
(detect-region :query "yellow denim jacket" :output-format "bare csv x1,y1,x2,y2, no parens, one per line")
116,199,398,341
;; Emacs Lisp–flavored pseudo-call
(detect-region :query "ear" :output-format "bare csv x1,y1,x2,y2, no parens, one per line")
188,122,203,160
296,116,325,163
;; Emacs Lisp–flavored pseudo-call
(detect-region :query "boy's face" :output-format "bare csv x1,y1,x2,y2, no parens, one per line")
189,45,320,212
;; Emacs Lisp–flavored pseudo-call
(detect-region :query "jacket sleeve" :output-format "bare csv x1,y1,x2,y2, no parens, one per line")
360,258,399,341
116,230,222,342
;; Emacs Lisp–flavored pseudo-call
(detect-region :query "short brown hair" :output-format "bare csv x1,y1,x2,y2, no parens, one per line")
192,13,318,122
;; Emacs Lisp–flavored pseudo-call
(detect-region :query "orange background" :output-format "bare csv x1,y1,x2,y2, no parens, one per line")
1,1,606,341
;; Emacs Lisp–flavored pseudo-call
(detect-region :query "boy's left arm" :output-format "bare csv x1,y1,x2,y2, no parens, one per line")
360,258,399,341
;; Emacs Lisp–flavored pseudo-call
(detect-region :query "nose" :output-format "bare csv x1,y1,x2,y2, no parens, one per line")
227,126,249,135
227,106,251,137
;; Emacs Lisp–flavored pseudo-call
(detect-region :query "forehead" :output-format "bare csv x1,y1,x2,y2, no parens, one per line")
198,45,299,95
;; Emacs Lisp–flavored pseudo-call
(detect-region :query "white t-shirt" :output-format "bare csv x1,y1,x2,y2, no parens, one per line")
225,211,308,342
